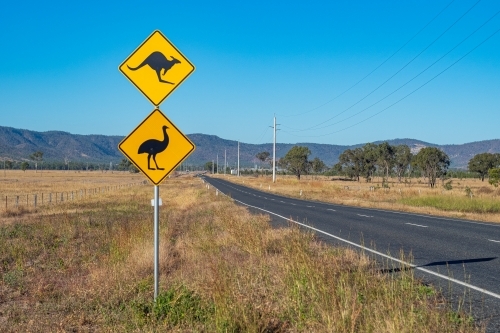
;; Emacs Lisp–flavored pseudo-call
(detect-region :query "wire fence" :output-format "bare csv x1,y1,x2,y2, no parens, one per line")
2,180,148,212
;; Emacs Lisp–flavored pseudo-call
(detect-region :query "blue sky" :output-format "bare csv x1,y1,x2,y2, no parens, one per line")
0,0,498,146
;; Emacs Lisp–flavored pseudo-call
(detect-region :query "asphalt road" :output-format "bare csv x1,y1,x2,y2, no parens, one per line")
202,176,500,332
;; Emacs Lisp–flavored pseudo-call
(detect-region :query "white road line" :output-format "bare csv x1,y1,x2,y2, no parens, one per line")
357,214,373,218
217,192,500,302
280,201,285,203
406,223,428,228
290,203,296,205
220,177,500,228
489,239,500,243
327,209,336,211
307,206,314,208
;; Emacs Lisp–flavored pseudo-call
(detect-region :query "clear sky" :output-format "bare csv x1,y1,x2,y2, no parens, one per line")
0,0,498,146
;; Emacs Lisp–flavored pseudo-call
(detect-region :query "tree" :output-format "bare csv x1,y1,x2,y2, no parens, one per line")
468,153,500,181
117,158,139,173
393,145,413,182
20,161,29,172
29,151,44,173
5,160,13,169
489,168,500,187
204,161,218,173
280,146,311,180
335,148,364,181
311,157,327,174
376,142,395,180
413,147,450,188
361,143,378,182
255,151,270,164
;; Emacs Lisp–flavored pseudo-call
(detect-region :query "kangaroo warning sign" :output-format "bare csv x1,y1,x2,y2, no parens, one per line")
119,109,196,185
119,30,195,106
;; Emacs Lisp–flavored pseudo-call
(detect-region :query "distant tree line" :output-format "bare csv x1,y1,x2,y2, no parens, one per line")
2,151,138,173
260,143,500,188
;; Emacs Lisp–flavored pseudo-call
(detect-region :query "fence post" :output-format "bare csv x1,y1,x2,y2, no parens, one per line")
50,193,52,204
34,194,37,208
5,196,7,210
27,194,29,207
56,192,57,203
16,196,19,208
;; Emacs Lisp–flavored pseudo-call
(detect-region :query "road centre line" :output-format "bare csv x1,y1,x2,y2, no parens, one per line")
211,177,500,228
406,223,428,228
205,179,500,302
327,209,336,211
489,239,500,243
357,214,373,218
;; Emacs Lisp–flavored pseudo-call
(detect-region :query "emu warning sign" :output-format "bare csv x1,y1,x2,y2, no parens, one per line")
119,30,195,106
118,109,195,185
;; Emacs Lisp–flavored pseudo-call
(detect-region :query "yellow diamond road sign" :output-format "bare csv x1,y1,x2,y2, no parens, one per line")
119,109,195,185
119,30,195,106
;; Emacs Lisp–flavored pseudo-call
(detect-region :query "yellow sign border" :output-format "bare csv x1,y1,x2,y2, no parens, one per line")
118,109,195,185
119,30,195,106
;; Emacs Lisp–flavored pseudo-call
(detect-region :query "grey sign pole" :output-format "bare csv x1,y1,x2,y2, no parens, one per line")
154,185,159,301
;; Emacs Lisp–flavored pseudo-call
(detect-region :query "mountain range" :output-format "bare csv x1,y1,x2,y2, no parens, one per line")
1,126,499,169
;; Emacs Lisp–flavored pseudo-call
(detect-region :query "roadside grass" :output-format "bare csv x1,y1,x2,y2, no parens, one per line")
400,195,500,214
0,176,483,332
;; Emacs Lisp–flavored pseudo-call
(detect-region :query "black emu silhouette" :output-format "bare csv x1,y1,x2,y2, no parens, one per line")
138,125,169,170
127,51,181,84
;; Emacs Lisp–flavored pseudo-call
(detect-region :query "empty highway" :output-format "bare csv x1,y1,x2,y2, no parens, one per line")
202,176,500,331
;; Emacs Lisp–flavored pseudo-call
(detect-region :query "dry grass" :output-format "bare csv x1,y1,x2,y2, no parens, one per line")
0,170,146,216
0,169,144,196
0,174,483,332
217,174,500,223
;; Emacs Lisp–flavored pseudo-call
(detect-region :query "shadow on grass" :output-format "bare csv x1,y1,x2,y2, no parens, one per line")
380,257,498,274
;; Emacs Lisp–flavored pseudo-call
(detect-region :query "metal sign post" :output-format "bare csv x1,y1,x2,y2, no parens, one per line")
119,30,196,302
154,185,159,300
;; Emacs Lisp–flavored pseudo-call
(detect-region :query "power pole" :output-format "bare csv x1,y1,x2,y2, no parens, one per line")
237,141,240,177
212,160,214,174
272,116,278,183
224,149,226,176
216,154,219,174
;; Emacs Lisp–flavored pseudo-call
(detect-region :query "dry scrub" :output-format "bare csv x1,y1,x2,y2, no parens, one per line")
0,176,483,332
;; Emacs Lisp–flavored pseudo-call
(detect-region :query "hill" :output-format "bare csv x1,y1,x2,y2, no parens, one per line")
0,126,499,169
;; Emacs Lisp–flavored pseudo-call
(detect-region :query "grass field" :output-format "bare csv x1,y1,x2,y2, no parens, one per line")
216,174,500,223
0,171,484,331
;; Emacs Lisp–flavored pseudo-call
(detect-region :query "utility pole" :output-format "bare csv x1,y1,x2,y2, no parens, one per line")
272,115,279,183
216,154,219,174
224,149,226,176
212,160,214,174
237,141,240,177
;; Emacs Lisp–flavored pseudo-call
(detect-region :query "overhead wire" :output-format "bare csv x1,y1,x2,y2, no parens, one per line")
285,8,500,132
281,25,500,138
277,0,457,119
283,0,482,132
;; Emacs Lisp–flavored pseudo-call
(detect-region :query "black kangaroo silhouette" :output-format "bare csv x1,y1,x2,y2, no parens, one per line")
127,51,181,84
138,125,169,170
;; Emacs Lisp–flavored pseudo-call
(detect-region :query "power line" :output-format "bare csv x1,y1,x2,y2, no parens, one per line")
277,0,457,118
286,7,500,132
284,0,481,131
282,25,500,138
